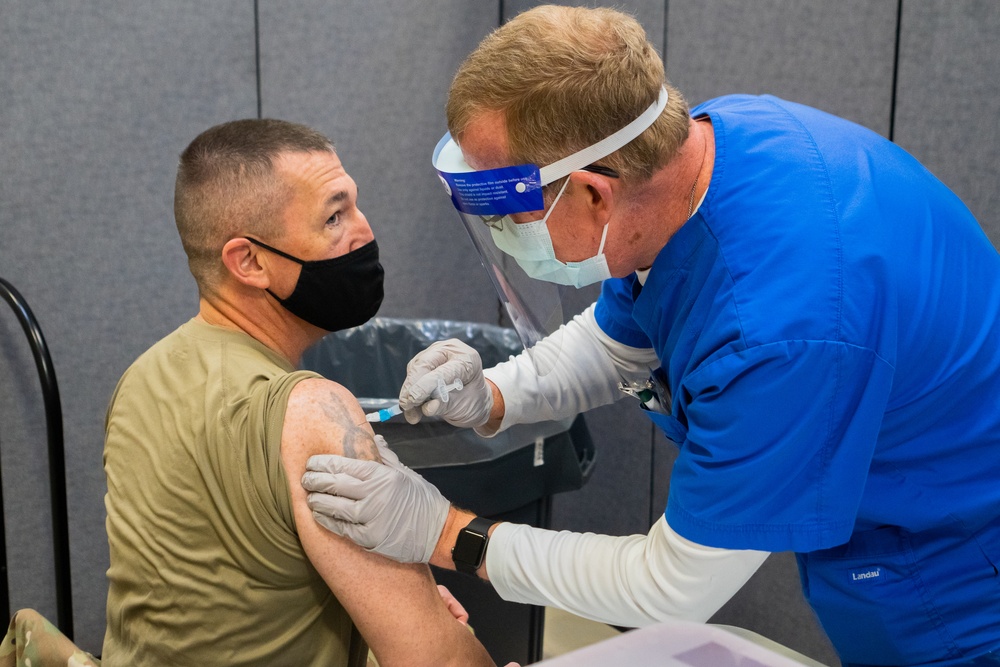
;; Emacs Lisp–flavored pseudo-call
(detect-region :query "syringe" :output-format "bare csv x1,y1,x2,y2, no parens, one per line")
365,378,464,423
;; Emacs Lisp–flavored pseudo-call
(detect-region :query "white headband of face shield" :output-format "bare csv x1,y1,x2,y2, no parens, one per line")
538,86,669,185
431,86,669,206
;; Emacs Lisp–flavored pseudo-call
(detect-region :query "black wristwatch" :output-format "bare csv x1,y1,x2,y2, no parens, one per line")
451,517,495,575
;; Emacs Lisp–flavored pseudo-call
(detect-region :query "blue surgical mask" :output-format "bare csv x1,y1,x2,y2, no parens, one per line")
488,176,612,288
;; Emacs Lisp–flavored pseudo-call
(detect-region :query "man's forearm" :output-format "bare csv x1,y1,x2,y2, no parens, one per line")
483,517,769,628
428,510,766,629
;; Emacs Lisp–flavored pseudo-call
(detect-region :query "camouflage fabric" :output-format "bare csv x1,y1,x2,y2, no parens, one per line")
0,609,100,667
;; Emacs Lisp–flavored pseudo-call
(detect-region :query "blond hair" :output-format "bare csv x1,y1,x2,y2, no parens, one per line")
173,118,334,293
446,5,690,185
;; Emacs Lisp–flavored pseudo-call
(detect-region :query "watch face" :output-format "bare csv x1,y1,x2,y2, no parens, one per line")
453,528,488,566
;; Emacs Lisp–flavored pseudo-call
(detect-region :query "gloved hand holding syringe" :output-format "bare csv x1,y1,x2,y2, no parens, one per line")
365,377,463,423
389,339,496,428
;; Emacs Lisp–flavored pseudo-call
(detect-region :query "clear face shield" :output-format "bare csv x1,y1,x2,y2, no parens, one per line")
431,87,669,374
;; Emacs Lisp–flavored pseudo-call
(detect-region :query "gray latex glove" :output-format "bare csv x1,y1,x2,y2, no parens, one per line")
398,338,494,427
302,435,450,564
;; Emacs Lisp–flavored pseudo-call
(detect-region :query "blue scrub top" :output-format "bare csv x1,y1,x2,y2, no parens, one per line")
595,95,1000,665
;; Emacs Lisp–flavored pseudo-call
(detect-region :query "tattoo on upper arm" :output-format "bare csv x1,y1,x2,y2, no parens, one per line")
319,391,381,461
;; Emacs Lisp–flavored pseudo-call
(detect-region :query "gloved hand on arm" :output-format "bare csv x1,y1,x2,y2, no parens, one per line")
302,434,451,563
398,339,497,428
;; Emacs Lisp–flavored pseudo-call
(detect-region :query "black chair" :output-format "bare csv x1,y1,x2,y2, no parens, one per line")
0,277,73,639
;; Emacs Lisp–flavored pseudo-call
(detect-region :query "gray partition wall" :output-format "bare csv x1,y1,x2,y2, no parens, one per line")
0,1,997,662
894,1,1000,245
0,1,257,651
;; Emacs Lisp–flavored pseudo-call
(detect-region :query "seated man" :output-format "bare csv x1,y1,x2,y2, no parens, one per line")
102,119,494,667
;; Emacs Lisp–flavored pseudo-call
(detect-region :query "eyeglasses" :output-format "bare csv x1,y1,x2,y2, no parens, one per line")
580,164,620,178
481,214,506,230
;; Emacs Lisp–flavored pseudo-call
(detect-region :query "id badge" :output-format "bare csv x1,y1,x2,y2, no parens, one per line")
618,368,672,416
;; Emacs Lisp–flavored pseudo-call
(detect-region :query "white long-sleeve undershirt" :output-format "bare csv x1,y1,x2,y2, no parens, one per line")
478,304,659,436
486,516,770,627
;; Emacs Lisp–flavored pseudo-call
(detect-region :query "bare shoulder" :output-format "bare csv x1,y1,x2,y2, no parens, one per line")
282,377,381,462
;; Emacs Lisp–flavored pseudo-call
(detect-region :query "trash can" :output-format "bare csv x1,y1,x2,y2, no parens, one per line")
301,317,596,666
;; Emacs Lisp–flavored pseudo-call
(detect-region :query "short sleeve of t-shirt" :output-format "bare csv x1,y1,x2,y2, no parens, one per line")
242,369,323,535
665,339,895,552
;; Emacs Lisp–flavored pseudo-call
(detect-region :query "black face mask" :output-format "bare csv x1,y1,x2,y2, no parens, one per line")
247,237,384,332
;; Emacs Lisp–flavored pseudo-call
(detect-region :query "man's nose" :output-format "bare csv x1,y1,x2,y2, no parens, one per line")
352,212,376,249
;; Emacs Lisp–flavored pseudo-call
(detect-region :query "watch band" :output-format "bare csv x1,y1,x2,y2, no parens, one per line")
451,516,496,575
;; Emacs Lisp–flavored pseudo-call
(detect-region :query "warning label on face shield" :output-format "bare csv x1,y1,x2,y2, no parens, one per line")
437,164,544,216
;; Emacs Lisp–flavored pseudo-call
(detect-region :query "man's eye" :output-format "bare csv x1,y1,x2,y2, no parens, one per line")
327,212,342,225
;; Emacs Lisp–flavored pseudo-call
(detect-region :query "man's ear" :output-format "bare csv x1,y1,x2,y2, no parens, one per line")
569,171,616,227
221,237,270,289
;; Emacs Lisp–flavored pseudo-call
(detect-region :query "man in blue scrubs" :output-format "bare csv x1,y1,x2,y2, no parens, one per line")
302,6,1000,665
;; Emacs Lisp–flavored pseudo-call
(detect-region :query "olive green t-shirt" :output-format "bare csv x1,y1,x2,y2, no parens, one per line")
103,319,365,666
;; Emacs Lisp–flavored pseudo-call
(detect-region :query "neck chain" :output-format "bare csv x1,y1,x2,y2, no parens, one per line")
686,176,699,218
687,120,709,218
